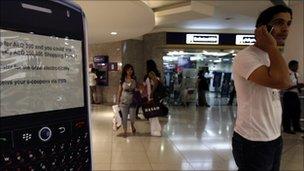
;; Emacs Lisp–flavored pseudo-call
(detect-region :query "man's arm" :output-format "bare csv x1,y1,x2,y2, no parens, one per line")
287,83,304,90
248,26,290,90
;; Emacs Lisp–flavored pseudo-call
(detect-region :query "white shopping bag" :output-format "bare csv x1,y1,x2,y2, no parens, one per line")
149,117,161,136
112,105,122,131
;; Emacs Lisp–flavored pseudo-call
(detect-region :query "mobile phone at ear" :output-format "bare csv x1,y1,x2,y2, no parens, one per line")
267,25,274,33
0,1,92,170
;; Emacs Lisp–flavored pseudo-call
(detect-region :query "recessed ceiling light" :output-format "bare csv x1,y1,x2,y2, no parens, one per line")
110,32,117,35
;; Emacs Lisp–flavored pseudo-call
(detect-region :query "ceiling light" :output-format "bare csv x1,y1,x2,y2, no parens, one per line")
163,56,178,61
214,59,222,63
110,32,117,35
202,51,229,56
190,56,204,61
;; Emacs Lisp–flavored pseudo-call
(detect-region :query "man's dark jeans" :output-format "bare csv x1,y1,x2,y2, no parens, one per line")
232,132,283,171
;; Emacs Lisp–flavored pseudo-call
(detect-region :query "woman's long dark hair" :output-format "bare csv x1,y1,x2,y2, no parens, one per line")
120,64,136,85
146,59,160,78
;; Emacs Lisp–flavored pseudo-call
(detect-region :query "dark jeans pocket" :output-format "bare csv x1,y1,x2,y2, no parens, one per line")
232,133,244,170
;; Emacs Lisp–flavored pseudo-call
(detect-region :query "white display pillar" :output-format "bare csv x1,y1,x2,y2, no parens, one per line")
283,1,304,81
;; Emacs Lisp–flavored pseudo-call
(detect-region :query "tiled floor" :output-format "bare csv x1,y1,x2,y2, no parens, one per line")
90,100,304,170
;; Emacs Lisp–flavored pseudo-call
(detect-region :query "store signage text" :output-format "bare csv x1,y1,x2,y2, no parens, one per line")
186,34,219,45
235,35,256,45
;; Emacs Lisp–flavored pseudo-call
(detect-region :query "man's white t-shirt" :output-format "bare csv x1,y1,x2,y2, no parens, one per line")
89,72,97,86
288,71,300,93
232,45,282,141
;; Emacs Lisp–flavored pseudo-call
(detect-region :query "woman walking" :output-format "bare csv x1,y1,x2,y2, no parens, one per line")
144,60,162,136
117,64,137,137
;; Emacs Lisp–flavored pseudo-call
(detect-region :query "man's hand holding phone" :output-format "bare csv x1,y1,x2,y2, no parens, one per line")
255,25,277,52
267,25,274,33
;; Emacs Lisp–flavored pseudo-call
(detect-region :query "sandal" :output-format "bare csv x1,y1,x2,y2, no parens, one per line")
122,132,127,138
132,127,136,134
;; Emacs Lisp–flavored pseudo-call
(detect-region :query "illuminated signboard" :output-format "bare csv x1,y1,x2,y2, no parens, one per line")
235,35,256,45
186,34,219,45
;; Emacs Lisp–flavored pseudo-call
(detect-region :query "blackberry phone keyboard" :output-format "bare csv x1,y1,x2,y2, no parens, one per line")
0,119,91,171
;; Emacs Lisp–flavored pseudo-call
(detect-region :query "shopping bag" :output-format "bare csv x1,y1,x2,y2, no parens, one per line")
112,105,122,131
160,103,169,116
149,117,161,136
142,101,168,119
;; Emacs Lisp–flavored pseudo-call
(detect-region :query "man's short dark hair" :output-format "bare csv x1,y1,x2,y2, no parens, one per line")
288,60,298,68
255,5,292,27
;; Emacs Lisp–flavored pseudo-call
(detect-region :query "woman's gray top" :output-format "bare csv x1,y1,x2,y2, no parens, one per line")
120,79,136,105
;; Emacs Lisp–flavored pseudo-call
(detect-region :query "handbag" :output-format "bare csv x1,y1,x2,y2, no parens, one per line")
142,100,168,119
131,90,143,106
153,80,169,101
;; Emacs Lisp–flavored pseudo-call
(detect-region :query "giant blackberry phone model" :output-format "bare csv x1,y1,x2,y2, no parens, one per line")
0,1,92,170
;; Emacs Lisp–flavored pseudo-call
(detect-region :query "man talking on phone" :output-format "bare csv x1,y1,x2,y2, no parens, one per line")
232,5,292,171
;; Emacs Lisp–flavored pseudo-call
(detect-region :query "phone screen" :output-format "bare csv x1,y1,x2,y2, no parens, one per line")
0,1,91,170
0,29,84,117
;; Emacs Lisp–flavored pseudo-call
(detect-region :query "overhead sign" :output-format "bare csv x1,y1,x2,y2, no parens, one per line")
186,34,219,45
235,35,256,45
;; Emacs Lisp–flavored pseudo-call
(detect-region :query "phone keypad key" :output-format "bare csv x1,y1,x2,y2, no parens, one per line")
25,164,36,171
1,152,12,166
0,120,91,170
27,150,37,162
14,151,25,164
37,161,49,170
49,156,59,170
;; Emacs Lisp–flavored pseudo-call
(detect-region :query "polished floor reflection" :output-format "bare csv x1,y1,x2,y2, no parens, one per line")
91,102,304,170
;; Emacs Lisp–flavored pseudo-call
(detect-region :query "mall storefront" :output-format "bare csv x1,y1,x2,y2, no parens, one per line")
160,32,256,105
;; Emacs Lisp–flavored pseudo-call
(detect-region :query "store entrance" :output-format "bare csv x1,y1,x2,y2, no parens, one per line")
163,49,238,106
